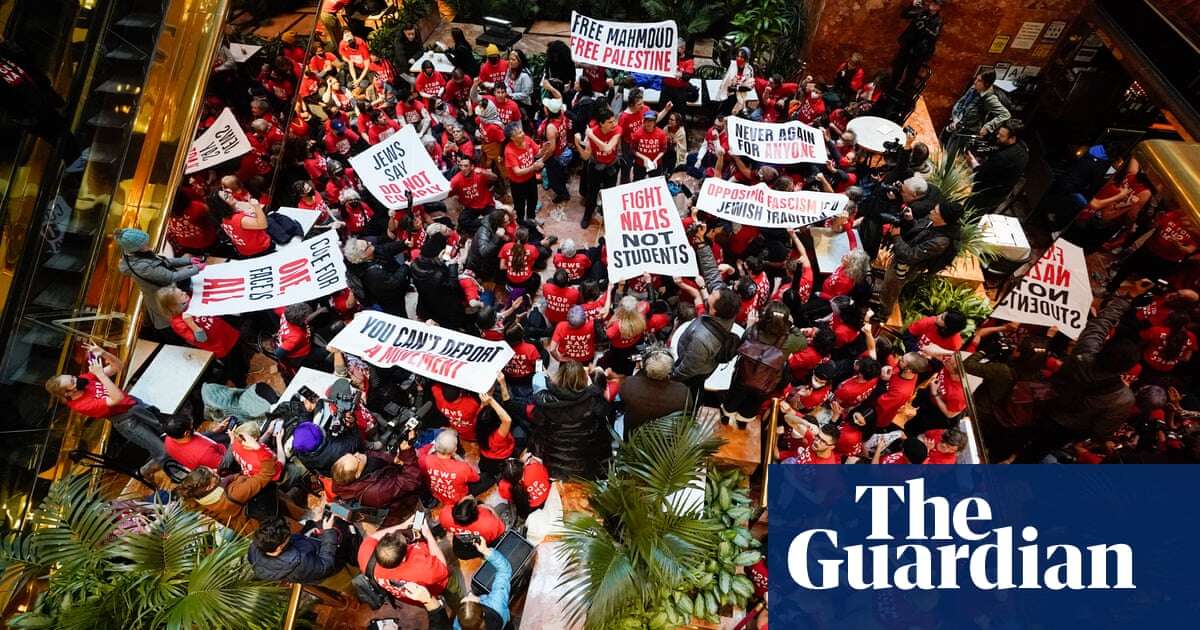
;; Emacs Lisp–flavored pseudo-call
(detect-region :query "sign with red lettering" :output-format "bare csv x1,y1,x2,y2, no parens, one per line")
602,177,698,283
185,231,347,316
569,11,677,78
328,312,514,393
349,125,451,207
727,116,828,165
185,108,252,174
991,238,1091,339
696,178,849,228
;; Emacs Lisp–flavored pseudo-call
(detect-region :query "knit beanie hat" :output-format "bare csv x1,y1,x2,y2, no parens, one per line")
291,422,323,454
114,228,150,253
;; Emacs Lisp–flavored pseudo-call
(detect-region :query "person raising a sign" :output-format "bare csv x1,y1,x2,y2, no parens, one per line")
579,109,621,229
502,123,544,224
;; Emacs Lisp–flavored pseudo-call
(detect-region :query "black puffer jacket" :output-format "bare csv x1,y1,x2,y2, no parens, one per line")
466,214,503,282
353,240,409,316
409,255,466,329
531,381,611,480
295,430,361,478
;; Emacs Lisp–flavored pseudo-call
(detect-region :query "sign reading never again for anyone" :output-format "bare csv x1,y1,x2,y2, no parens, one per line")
602,177,699,283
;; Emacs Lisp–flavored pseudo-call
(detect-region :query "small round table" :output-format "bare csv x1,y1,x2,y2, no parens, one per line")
846,116,905,153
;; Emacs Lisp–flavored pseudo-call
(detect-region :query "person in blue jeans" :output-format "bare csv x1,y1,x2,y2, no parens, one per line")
401,536,512,630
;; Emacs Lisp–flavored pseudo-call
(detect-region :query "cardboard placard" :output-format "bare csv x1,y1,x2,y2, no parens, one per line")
695,178,849,229
184,108,252,174
991,239,1092,339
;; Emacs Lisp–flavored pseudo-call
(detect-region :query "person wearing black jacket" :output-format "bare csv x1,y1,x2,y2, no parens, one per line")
531,361,611,480
671,224,742,389
890,0,943,95
290,421,360,478
445,27,480,78
394,23,425,69
465,208,510,284
858,175,939,260
343,237,410,317
248,515,343,584
410,231,469,330
879,200,963,314
968,119,1029,211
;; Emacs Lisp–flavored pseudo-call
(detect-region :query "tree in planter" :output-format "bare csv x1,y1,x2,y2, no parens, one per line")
642,0,727,52
727,0,808,79
557,413,725,630
0,476,288,630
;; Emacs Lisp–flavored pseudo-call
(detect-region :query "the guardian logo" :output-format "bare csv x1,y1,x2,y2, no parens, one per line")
787,479,1135,591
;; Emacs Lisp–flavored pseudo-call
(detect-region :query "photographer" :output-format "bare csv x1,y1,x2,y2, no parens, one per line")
945,70,1011,155
439,495,507,546
879,200,964,314
962,322,1050,461
858,175,937,260
289,420,360,478
890,0,943,95
248,515,346,584
356,516,450,607
401,536,511,630
967,118,1027,212
330,435,422,524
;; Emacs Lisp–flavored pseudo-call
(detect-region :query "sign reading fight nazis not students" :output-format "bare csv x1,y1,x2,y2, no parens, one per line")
696,178,850,229
185,231,347,316
727,116,828,165
602,177,698,283
569,11,677,77
991,238,1092,339
328,312,514,393
349,125,451,207
185,107,252,174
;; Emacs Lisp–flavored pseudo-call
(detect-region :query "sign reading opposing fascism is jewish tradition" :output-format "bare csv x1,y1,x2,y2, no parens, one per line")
602,177,698,283
990,238,1092,339
328,311,514,393
185,231,347,316
569,12,677,77
696,178,849,228
349,125,451,208
184,108,252,174
727,116,829,165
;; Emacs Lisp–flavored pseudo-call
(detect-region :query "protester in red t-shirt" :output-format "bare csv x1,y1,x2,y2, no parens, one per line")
211,190,271,258
779,420,842,465
631,111,668,179
1140,312,1196,373
874,353,928,428
834,357,881,410
414,60,447,99
357,519,450,607
230,422,284,481
499,227,540,296
502,324,542,387
485,84,522,126
502,124,542,222
164,414,227,471
553,240,592,282
439,495,507,543
424,429,482,505
499,453,551,515
431,383,481,442
166,195,216,254
922,427,968,464
157,287,240,359
475,390,516,471
906,311,966,357
550,306,597,364
581,110,621,227
449,157,498,229
543,270,581,324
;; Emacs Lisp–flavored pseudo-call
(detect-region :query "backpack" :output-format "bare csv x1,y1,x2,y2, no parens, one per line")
734,334,787,394
351,556,392,609
999,379,1057,428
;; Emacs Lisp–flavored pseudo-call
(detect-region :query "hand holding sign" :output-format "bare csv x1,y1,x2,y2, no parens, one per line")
348,125,451,207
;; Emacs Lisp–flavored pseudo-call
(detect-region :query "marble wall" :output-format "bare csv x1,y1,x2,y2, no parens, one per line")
806,0,1089,126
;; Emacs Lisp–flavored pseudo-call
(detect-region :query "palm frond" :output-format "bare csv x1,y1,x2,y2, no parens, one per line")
155,534,287,630
927,150,975,203
618,413,723,500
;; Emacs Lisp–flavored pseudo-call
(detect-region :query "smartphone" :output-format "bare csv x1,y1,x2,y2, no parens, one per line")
411,510,426,531
297,386,320,403
328,502,353,520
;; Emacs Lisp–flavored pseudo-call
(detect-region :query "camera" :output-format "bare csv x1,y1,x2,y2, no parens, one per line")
268,399,309,429
979,333,1014,362
375,399,433,452
881,139,903,155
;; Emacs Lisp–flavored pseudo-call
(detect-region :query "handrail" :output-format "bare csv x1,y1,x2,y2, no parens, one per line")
759,398,780,507
282,583,303,630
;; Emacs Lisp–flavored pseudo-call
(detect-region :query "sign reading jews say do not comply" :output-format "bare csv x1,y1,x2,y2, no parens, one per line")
349,125,451,207
696,178,849,229
727,116,828,165
185,107,252,174
328,311,514,393
991,238,1092,339
569,11,677,77
185,230,347,317
602,177,698,283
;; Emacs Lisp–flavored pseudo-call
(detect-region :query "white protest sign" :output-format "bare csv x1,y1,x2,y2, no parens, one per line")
328,312,514,393
184,108,252,174
228,43,262,63
726,116,828,165
276,207,322,236
569,11,677,77
602,177,698,283
349,125,451,207
695,178,849,229
991,238,1092,339
185,230,347,316
273,367,349,410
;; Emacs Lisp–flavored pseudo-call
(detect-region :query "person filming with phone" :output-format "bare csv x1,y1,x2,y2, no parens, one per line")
401,535,513,630
356,514,450,608
248,514,350,584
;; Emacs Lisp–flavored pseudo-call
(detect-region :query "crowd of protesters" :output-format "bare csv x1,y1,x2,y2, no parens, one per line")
41,0,1200,627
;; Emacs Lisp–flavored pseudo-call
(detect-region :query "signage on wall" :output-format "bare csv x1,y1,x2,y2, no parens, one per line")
989,34,1010,54
1011,21,1045,50
1043,20,1067,41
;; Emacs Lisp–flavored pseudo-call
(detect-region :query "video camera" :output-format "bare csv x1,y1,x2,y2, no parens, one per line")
375,398,433,452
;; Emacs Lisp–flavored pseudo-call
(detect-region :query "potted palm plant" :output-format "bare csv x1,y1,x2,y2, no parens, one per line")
0,476,288,630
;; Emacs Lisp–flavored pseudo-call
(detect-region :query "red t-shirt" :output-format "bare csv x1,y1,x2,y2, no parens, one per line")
605,320,644,349
787,347,824,382
631,125,667,162
357,538,449,606
587,122,620,165
167,200,216,251
431,384,480,441
438,504,507,543
231,439,282,481
221,212,272,257
820,266,855,299
165,434,226,470
480,429,516,460
338,38,369,68
907,316,963,352
66,375,136,418
274,311,311,359
477,59,509,86
785,446,841,464
830,314,860,348
170,314,239,358
932,369,967,417
543,283,581,324
553,252,592,281
552,321,596,363
1146,210,1197,263
498,457,551,509
450,170,495,210
423,454,480,505
581,292,608,321
504,342,541,379
617,105,648,144
836,424,865,458
414,70,447,99
1136,295,1174,328
499,242,538,284
504,139,541,184
923,429,959,464
874,374,918,427
395,99,428,127
486,95,522,125
834,377,877,409
1141,326,1197,372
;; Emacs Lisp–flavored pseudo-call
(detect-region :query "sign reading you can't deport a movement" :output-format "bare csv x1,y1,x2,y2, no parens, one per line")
569,11,677,77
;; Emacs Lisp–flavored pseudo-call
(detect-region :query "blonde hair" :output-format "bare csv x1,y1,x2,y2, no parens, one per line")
230,421,261,440
156,286,187,317
331,453,360,485
44,375,72,400
615,296,646,340
555,361,589,392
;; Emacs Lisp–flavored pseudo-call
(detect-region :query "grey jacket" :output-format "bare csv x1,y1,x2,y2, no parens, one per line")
119,252,201,328
670,242,736,388
951,86,1010,135
1048,296,1136,439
